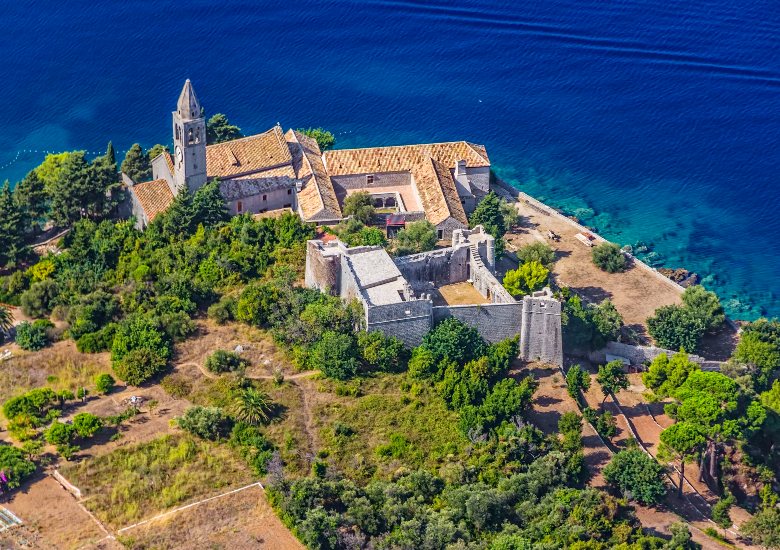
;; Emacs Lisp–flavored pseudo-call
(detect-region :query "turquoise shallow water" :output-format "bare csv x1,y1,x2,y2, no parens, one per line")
1,0,778,319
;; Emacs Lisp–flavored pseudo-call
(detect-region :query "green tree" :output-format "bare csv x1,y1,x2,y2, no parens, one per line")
591,242,627,273
395,220,438,255
502,260,549,297
147,144,169,162
206,113,243,144
596,360,629,403
732,320,780,391
0,444,36,488
13,170,48,232
647,304,706,353
121,143,151,183
741,506,780,549
105,141,116,165
603,448,667,505
45,421,76,445
35,152,77,191
48,151,105,226
191,179,229,227
517,241,555,269
470,191,506,239
113,348,167,386
658,422,705,496
298,127,336,151
0,181,26,266
311,331,359,380
681,285,724,332
500,199,521,231
231,387,272,426
94,373,115,394
20,279,59,318
342,191,375,224
72,412,103,438
420,317,487,369
15,319,53,351
642,352,700,398
566,364,590,400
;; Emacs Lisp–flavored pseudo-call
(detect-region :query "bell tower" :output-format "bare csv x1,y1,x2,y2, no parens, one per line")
172,79,207,194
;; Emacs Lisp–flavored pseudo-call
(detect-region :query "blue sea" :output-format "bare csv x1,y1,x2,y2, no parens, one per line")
1,0,778,319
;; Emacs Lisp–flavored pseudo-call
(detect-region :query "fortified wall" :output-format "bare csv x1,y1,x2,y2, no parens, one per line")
305,227,563,365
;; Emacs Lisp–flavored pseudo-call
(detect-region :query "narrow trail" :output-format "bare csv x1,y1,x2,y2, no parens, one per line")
292,380,317,461
188,361,318,382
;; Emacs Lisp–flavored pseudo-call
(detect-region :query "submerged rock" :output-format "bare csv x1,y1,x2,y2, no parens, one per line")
658,267,700,287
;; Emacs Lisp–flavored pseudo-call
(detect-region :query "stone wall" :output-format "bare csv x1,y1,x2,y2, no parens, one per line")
433,303,523,343
435,217,469,241
366,300,433,348
222,181,296,216
586,341,712,368
331,171,411,191
519,291,563,366
395,246,470,290
304,241,340,293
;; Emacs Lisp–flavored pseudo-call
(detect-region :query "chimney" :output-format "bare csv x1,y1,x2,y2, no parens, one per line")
455,159,467,178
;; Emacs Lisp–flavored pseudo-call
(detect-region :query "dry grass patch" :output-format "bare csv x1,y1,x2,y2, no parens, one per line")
61,433,253,529
0,340,109,404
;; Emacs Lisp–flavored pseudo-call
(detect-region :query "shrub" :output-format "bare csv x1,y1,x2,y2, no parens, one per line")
591,242,627,273
159,311,197,342
207,297,235,324
394,220,438,256
2,387,58,422
603,449,667,505
357,331,409,373
15,319,54,351
72,412,103,438
342,191,375,225
20,279,59,318
45,421,76,445
311,331,360,380
76,323,117,353
681,285,724,332
94,373,115,394
647,304,706,353
298,127,336,151
113,348,168,386
565,364,590,399
229,422,274,475
177,406,233,440
0,443,36,488
503,260,549,297
205,349,248,374
596,411,617,439
517,242,555,269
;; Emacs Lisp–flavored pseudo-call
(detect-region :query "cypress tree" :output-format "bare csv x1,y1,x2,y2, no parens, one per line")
0,181,26,266
13,170,48,231
106,141,116,166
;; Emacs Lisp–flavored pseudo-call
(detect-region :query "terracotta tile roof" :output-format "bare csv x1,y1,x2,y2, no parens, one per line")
206,125,292,179
286,130,342,222
323,141,490,177
132,179,174,223
412,158,469,226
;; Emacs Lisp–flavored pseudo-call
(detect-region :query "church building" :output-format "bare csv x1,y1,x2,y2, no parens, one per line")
126,80,492,239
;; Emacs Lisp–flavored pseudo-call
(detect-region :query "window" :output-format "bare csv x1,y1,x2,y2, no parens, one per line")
366,174,374,184
283,203,291,208
437,230,443,239
262,195,267,201
236,201,243,213
287,189,292,195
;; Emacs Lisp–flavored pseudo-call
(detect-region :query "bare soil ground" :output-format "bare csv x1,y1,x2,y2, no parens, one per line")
0,321,302,549
507,199,683,341
2,473,109,550
117,484,303,550
432,282,490,306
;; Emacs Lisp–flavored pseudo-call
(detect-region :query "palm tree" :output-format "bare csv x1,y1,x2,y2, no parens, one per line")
0,304,13,340
231,387,272,426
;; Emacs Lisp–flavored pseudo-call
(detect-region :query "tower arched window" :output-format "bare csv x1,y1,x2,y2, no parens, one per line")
188,128,194,144
195,127,201,144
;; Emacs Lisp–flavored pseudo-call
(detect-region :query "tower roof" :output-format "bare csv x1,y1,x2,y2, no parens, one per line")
176,79,202,120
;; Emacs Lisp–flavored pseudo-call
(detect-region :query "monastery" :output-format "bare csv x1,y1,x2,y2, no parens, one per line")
125,80,492,239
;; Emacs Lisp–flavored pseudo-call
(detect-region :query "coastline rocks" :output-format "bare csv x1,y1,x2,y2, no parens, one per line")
658,267,700,287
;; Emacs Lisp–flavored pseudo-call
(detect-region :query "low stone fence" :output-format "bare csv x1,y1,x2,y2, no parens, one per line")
585,341,724,370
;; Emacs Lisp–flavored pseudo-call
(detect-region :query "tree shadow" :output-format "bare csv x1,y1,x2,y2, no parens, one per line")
534,395,562,407
569,285,614,304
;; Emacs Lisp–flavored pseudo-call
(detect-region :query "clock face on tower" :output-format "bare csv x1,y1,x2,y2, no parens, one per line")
175,145,183,165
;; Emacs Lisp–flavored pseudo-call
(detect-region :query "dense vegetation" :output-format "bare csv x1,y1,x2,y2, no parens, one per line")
646,286,724,353
591,242,627,273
